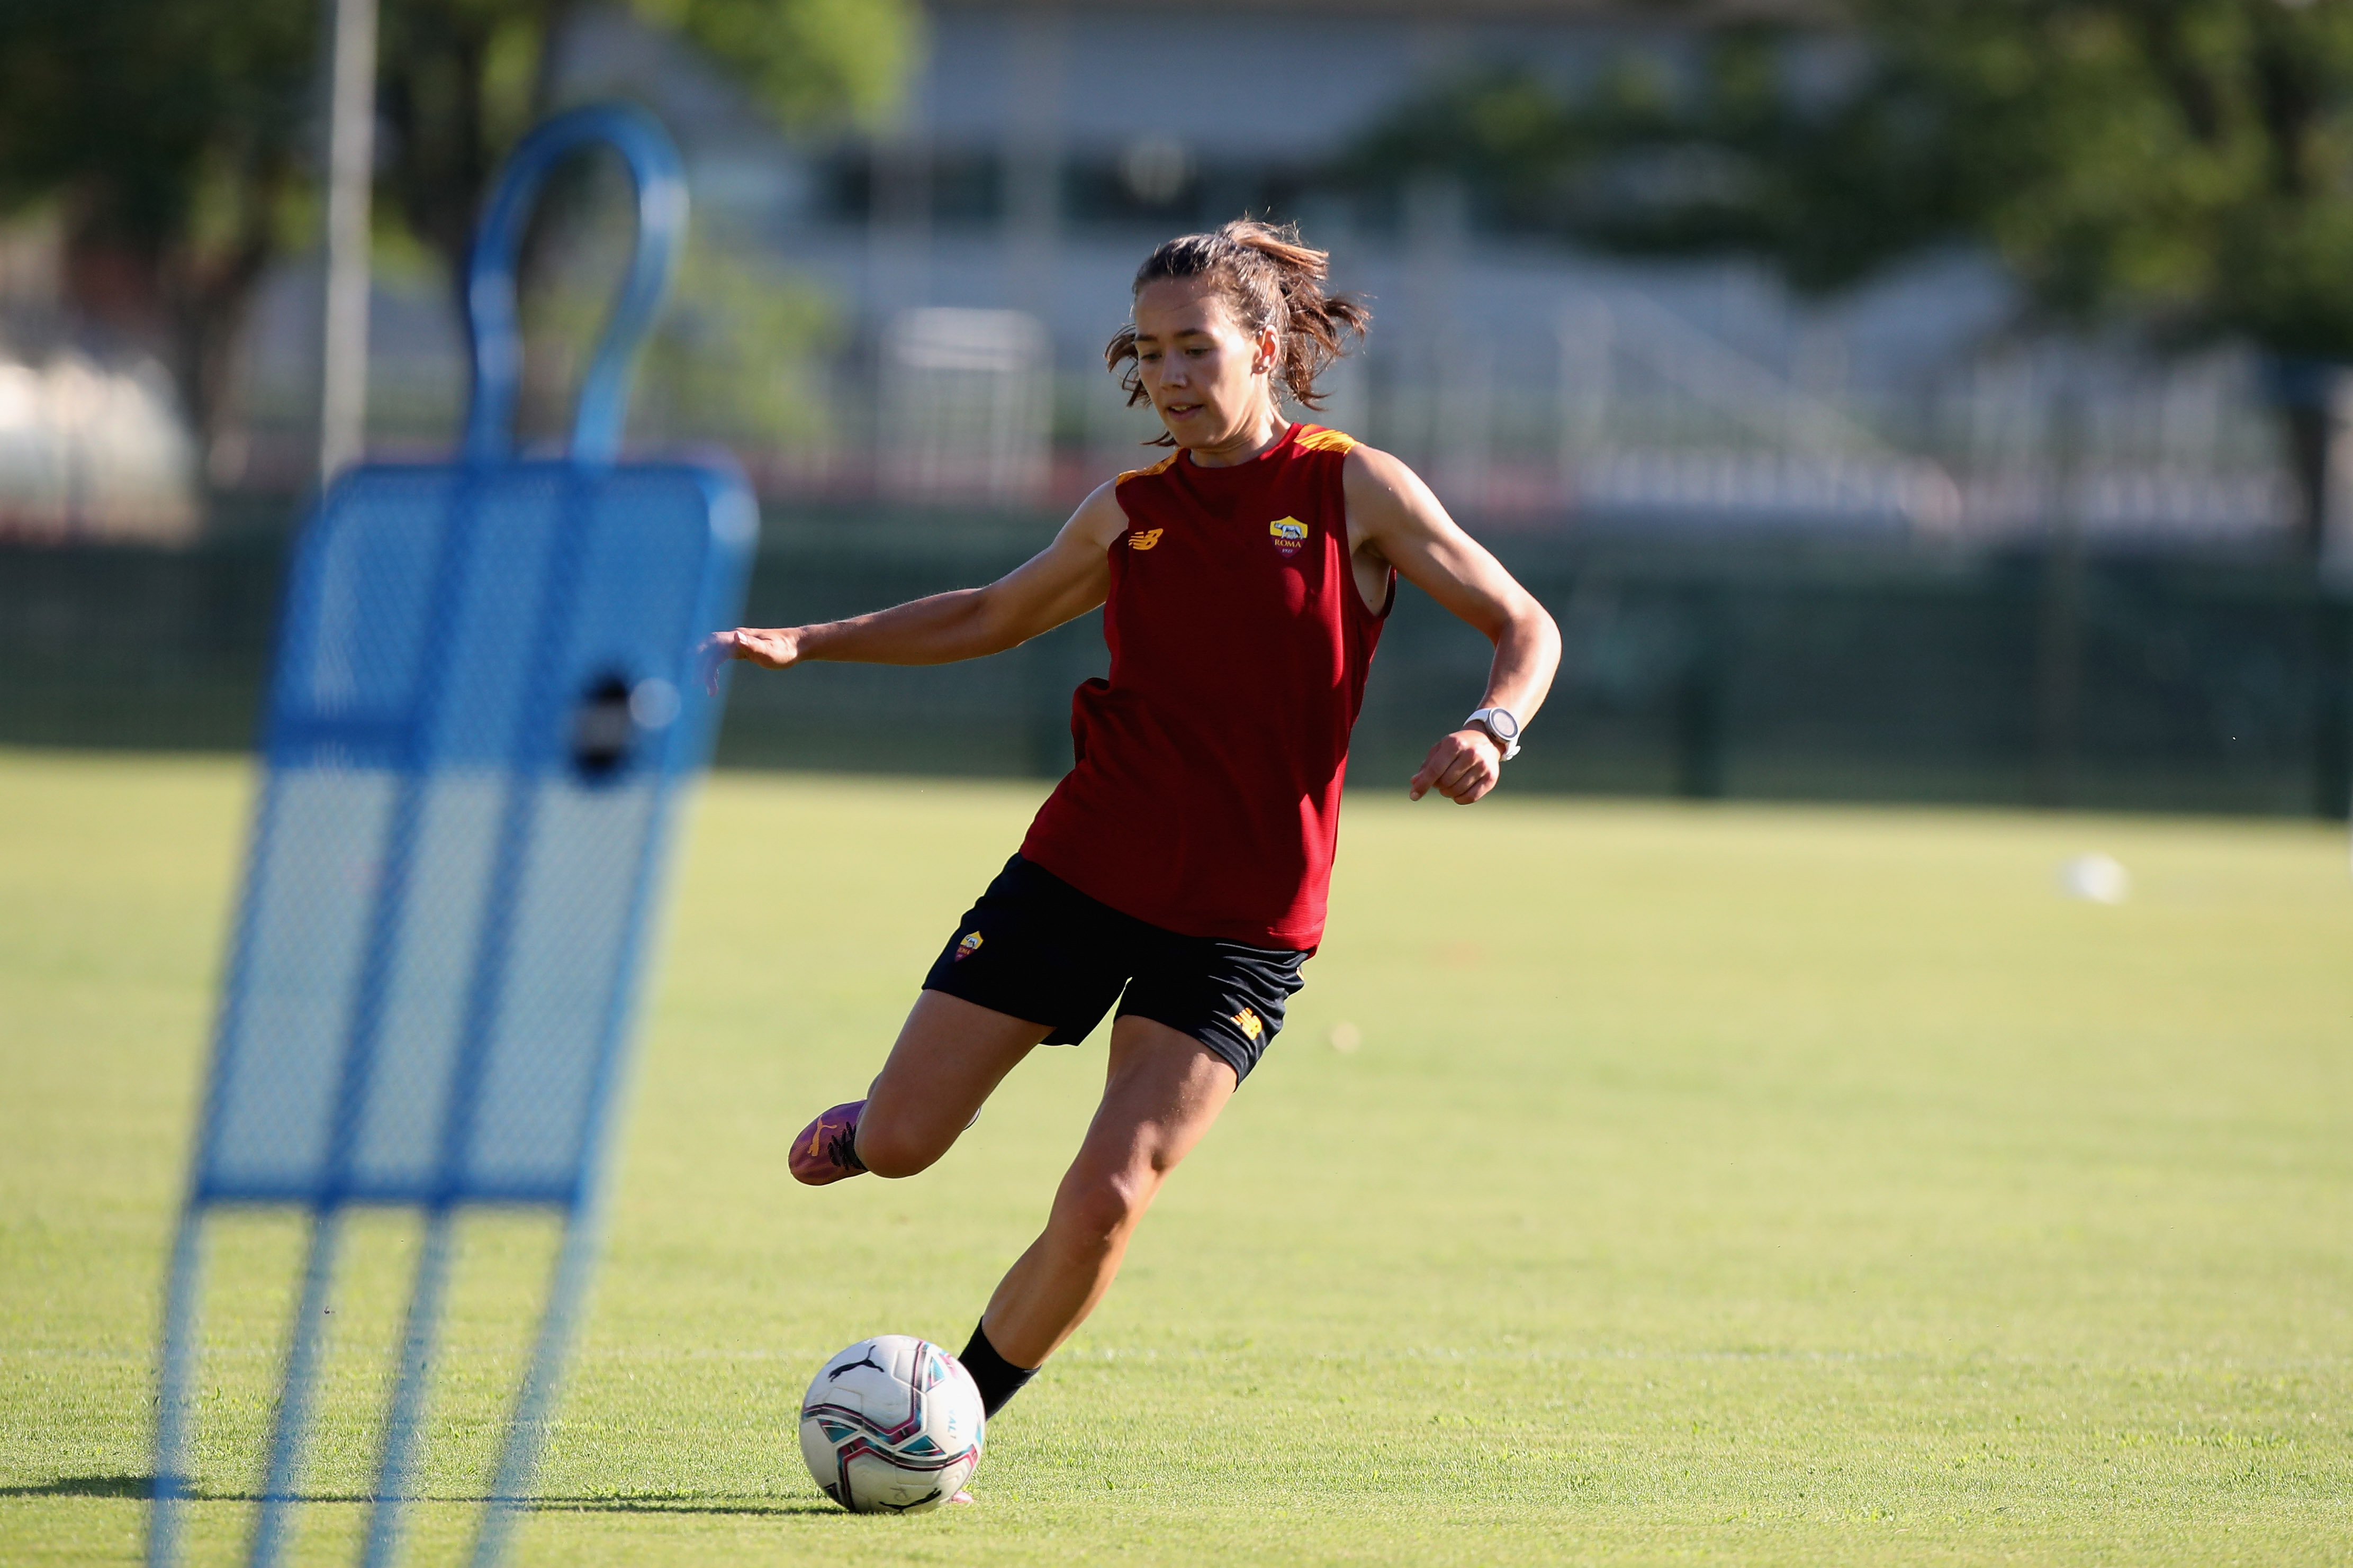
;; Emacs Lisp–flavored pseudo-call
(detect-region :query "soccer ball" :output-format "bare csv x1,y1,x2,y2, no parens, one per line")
799,1335,986,1513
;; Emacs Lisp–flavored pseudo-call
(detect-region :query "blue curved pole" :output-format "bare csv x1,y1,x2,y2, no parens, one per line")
463,104,688,465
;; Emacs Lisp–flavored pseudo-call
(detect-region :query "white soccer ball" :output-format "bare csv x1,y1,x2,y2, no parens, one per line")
2059,851,2130,904
799,1335,986,1513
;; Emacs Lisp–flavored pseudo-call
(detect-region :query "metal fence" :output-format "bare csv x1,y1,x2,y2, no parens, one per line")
4,507,2346,818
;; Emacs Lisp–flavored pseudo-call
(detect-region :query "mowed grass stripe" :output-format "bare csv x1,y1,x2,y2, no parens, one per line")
1,750,2347,1565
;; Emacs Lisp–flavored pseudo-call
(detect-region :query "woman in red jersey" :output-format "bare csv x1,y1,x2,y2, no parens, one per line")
707,220,1560,1429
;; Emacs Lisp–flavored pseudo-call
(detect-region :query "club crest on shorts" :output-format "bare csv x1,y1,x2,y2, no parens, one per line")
1267,517,1308,558
954,931,983,960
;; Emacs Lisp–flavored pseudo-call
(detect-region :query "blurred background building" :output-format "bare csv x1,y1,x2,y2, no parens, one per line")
0,0,2296,544
2,0,2347,814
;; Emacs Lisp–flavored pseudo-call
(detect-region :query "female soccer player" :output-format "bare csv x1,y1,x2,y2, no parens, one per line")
707,220,1560,1429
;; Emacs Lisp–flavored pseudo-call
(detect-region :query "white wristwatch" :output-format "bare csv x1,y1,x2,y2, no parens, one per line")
1464,706,1521,761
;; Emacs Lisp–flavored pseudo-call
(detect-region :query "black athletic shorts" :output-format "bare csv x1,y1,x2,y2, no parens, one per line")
921,854,1309,1083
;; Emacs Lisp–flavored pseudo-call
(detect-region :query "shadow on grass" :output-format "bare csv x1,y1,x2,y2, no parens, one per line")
0,1475,835,1518
0,1474,154,1500
536,1497,841,1518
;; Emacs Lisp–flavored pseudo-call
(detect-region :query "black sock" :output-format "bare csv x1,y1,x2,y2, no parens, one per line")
958,1320,1038,1418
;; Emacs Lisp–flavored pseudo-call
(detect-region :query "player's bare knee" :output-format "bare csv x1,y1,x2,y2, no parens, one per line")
1057,1167,1152,1247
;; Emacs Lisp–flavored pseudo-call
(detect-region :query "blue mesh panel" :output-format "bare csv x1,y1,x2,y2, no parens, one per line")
344,771,502,1194
287,472,452,720
194,461,752,1207
463,782,657,1195
204,768,397,1197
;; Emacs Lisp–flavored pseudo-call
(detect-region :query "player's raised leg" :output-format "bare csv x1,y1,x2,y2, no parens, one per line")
957,1016,1237,1410
789,991,1047,1185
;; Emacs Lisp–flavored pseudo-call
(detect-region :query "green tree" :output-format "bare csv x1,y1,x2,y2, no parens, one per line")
0,0,914,465
0,0,317,454
379,0,914,303
1356,2,2353,557
523,223,847,451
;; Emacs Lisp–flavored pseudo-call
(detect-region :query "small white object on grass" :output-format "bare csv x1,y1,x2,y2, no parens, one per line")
2059,853,2130,904
1327,1021,1362,1054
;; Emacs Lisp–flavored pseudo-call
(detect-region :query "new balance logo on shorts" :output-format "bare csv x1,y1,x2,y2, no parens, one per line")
921,856,1306,1084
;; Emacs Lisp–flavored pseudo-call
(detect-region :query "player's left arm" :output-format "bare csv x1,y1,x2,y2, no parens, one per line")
1343,445,1562,805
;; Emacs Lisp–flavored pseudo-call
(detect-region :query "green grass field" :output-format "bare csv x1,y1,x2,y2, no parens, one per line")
3,749,2350,1565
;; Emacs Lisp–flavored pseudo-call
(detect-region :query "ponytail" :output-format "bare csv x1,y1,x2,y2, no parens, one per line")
1105,219,1370,441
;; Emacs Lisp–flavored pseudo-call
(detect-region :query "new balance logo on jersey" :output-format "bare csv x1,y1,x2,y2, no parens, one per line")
1129,529,1164,550
1267,518,1307,557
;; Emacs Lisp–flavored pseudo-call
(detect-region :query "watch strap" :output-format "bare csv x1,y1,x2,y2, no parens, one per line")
1465,707,1521,762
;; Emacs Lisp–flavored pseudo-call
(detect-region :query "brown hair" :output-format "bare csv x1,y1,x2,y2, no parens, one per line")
1105,219,1370,443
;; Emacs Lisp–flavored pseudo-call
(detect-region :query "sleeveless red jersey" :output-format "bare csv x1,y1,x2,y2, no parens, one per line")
1018,422,1390,949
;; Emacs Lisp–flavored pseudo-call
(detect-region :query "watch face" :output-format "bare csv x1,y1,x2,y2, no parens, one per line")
1486,709,1519,740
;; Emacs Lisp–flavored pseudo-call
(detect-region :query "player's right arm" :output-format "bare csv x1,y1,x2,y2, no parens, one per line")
702,481,1128,687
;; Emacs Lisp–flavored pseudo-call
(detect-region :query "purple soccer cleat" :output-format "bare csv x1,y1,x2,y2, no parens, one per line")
790,1100,869,1186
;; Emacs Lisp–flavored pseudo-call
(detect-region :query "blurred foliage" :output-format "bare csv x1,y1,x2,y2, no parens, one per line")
636,238,844,448
1353,3,2353,356
0,0,914,450
0,0,315,268
383,0,917,285
630,0,916,129
0,0,317,438
521,224,844,449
